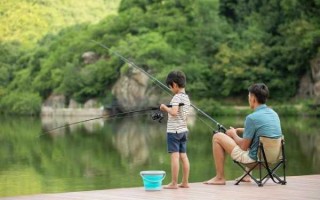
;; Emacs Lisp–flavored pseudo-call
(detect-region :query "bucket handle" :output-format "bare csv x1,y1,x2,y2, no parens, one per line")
141,173,166,183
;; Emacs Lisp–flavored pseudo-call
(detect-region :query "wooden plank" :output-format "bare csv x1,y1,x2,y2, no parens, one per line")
1,175,319,200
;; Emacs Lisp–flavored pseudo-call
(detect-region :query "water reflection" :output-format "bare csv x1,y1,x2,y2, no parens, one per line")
0,115,319,197
41,115,105,136
300,133,320,172
281,117,320,174
112,118,159,167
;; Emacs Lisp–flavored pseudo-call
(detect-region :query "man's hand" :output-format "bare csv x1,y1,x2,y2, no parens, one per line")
226,127,237,139
227,126,251,150
235,128,244,135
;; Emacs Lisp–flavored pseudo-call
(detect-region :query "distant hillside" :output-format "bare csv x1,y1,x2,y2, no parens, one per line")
1,0,319,115
0,0,120,46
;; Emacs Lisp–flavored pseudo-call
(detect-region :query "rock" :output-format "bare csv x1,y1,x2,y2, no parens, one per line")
311,56,320,82
41,94,104,117
297,73,314,97
314,82,320,97
82,51,99,64
68,99,81,108
112,67,165,111
311,55,320,97
42,94,66,108
298,55,320,98
84,99,99,108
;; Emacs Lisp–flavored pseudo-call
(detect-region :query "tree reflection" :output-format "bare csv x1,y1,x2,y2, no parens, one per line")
0,115,319,197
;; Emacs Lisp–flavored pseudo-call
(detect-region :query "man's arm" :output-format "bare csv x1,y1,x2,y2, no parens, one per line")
226,127,251,151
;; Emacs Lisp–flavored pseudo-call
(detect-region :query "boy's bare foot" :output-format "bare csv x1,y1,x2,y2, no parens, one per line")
178,183,190,188
163,183,178,189
203,177,226,185
235,175,252,182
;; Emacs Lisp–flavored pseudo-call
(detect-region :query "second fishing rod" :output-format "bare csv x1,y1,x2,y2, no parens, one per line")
39,103,185,137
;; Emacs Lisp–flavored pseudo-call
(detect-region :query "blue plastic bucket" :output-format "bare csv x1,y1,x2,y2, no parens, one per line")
140,171,166,191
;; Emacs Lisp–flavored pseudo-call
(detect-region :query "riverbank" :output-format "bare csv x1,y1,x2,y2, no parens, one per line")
194,103,320,117
40,100,320,117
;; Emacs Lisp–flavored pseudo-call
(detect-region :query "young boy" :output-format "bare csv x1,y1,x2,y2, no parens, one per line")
160,70,191,189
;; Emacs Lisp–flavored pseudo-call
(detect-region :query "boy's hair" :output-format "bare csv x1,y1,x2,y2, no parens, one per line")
166,71,186,88
248,83,269,104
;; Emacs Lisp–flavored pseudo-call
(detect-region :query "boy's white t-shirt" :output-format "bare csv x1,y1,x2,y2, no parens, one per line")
166,93,190,133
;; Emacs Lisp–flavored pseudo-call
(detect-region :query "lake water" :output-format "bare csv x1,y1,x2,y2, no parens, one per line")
0,113,319,197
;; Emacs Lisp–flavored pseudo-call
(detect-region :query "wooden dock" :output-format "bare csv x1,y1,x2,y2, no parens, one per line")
1,175,319,200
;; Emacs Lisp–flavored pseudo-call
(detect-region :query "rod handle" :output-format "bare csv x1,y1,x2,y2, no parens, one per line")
167,103,185,107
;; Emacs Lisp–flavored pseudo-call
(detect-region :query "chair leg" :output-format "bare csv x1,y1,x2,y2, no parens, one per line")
234,162,250,185
259,161,262,183
260,162,286,185
234,162,260,186
283,159,287,185
282,139,287,185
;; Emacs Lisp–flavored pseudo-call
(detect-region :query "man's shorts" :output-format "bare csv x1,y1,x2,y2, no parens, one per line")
167,131,188,153
231,146,256,163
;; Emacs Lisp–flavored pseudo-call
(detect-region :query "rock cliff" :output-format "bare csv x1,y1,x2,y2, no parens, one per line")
298,54,320,104
112,66,168,111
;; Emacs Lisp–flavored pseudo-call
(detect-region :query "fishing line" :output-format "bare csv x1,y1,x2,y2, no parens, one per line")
91,40,174,98
92,40,227,133
196,114,216,131
39,112,151,136
39,109,154,137
39,104,183,137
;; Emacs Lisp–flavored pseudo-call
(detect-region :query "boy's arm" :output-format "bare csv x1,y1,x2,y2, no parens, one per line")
160,104,179,116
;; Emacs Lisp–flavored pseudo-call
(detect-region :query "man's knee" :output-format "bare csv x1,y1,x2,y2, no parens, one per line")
212,132,225,143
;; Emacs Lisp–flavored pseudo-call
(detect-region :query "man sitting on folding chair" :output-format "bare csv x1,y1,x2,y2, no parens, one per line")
203,83,283,186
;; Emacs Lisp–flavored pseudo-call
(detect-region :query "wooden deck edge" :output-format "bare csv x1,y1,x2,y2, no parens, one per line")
1,175,320,200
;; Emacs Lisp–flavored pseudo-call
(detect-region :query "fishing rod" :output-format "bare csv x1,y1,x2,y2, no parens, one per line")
39,103,184,137
92,40,227,133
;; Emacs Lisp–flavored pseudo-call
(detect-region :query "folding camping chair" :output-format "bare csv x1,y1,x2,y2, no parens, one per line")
233,136,286,187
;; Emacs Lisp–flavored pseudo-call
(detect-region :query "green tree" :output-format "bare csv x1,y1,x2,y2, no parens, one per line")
0,92,41,115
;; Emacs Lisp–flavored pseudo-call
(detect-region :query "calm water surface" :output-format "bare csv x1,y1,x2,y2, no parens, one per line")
0,114,319,197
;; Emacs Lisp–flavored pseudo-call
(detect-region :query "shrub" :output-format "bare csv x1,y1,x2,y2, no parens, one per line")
0,92,42,115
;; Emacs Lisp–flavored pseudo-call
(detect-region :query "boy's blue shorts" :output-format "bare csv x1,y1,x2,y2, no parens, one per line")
167,131,188,153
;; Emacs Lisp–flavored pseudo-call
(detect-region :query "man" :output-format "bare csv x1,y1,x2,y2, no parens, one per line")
203,83,282,185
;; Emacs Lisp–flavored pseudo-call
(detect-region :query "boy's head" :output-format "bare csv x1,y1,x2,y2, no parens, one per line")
248,83,269,104
166,71,186,89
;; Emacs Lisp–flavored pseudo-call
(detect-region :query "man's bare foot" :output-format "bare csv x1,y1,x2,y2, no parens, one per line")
235,175,252,182
203,177,226,185
178,183,190,188
163,183,178,189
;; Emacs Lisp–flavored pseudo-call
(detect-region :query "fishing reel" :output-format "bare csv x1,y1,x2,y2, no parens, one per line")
212,123,227,135
151,111,164,123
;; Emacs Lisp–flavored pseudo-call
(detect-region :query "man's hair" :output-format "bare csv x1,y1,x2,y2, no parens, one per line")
166,71,186,88
248,83,269,104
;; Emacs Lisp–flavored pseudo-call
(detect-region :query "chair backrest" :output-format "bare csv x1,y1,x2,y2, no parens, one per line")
258,136,283,164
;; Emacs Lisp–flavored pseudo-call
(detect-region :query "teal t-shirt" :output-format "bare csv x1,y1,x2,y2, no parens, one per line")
243,104,282,160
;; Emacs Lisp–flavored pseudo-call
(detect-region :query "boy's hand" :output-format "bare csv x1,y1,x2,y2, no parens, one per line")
160,104,168,112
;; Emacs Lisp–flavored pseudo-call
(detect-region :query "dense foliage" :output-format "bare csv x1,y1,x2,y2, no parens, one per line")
1,0,320,114
0,0,120,114
0,0,120,46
